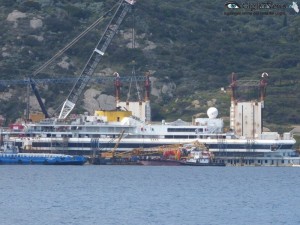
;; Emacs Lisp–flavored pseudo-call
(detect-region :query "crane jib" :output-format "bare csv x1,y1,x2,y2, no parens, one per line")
58,1,135,119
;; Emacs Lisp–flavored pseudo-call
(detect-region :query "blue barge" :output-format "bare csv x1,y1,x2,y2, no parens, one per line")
0,141,87,165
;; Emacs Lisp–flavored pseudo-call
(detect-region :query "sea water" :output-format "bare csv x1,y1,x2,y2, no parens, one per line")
0,165,299,225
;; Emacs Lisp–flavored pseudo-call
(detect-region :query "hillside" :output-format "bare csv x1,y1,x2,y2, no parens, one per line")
0,0,300,131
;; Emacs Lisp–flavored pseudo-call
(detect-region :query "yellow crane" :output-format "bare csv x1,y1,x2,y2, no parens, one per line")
112,130,125,158
98,130,125,161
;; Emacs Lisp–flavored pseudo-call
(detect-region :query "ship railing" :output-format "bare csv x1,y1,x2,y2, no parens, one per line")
0,127,11,132
204,126,221,134
150,121,193,126
1,128,24,135
129,116,144,123
35,118,71,125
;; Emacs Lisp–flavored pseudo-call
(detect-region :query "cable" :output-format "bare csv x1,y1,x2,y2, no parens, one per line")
32,1,121,76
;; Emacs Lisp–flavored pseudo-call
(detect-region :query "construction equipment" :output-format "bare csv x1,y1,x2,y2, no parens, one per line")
111,130,125,158
59,0,136,119
28,77,50,118
96,130,125,164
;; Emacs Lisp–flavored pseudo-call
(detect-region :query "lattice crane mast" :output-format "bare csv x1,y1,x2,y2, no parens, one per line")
58,0,136,119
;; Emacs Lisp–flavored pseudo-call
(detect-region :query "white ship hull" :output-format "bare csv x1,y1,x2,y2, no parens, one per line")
14,136,295,152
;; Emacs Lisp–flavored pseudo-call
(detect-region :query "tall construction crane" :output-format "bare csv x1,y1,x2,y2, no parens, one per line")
59,0,136,119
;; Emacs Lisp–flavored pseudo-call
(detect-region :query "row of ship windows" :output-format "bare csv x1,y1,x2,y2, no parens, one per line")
24,134,219,139
30,128,201,133
164,135,225,139
167,128,203,132
225,159,292,164
31,142,161,148
210,144,292,150
29,142,293,150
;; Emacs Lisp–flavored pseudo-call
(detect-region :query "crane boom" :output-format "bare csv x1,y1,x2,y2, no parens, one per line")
112,130,125,158
29,77,50,118
59,0,135,119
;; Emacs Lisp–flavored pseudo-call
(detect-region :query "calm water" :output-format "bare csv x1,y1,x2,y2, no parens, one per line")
0,165,299,225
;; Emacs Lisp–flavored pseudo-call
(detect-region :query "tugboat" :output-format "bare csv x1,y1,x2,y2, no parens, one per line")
180,143,225,166
0,141,87,165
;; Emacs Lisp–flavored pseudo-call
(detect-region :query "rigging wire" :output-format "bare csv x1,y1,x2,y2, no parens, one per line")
126,5,141,102
32,0,121,77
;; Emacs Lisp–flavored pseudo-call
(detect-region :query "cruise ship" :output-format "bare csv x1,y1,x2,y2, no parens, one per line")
1,74,300,166
2,104,299,166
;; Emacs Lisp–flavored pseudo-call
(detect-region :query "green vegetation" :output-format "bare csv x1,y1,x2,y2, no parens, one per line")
0,1,300,130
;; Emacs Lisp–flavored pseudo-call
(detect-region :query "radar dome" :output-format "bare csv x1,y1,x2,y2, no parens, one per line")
207,107,218,119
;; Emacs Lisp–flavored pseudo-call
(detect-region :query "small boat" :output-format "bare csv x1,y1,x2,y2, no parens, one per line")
180,147,225,167
0,141,87,165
